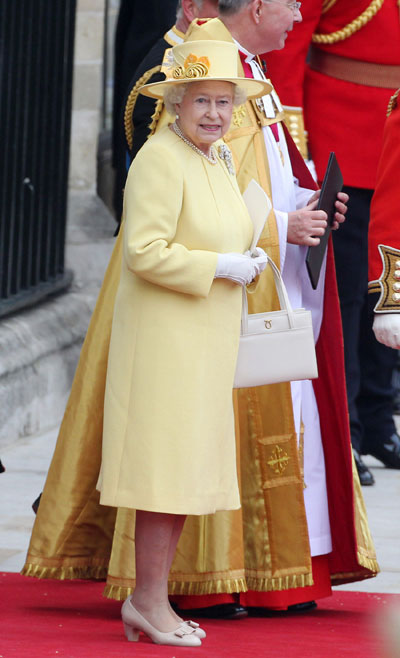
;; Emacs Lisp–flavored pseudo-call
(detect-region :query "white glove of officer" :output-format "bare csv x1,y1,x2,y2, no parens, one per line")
372,313,400,349
214,247,268,286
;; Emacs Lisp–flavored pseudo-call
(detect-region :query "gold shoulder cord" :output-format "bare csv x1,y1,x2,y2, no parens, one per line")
148,99,165,137
312,0,384,44
124,65,161,151
387,88,400,116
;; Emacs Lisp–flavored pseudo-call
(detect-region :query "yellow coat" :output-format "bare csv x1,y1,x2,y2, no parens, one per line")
97,126,253,515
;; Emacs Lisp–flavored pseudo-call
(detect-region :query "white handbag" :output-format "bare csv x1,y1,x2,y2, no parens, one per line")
233,255,318,388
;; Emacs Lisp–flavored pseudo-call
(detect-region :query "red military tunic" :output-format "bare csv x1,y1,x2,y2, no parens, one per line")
368,89,400,310
265,0,400,189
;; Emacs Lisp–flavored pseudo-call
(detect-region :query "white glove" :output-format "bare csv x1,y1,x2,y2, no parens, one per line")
214,248,267,286
372,313,400,349
246,246,268,271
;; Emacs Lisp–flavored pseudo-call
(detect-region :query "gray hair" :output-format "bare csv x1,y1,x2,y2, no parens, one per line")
163,82,247,116
176,0,204,21
218,0,252,15
164,84,188,116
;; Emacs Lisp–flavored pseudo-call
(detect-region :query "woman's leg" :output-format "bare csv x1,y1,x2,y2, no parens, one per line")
130,510,186,631
166,515,187,621
167,514,186,572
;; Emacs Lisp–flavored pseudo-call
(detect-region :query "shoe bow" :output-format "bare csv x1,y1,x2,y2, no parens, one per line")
174,624,197,637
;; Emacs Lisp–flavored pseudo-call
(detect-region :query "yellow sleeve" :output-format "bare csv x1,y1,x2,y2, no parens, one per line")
122,138,218,298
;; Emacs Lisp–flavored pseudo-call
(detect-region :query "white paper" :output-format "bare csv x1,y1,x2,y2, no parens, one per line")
242,179,272,255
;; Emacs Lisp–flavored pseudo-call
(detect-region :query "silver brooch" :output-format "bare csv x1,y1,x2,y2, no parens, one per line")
218,144,235,176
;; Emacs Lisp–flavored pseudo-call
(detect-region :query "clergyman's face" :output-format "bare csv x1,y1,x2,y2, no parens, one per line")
255,1,301,53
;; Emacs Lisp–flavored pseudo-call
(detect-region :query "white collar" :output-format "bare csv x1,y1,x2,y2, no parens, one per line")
233,39,255,63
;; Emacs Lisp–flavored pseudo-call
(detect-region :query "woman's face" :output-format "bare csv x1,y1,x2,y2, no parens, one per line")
175,81,235,154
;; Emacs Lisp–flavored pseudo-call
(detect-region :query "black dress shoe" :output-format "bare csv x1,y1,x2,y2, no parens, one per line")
287,600,317,612
353,449,375,486
366,432,400,469
0,460,5,473
248,601,317,616
179,604,248,620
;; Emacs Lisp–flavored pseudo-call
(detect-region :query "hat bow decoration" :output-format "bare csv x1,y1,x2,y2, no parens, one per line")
173,54,210,80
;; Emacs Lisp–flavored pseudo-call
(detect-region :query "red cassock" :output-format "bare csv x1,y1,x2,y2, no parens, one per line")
265,0,400,189
369,92,400,286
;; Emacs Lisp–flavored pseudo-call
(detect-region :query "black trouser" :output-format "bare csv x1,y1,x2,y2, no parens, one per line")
332,186,398,454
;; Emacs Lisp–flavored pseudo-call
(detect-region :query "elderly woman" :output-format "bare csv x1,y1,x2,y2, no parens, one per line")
96,40,270,647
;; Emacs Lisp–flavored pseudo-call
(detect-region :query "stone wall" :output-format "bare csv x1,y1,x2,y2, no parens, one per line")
0,0,117,448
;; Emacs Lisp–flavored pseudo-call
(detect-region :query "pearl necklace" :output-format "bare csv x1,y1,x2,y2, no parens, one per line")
172,122,217,165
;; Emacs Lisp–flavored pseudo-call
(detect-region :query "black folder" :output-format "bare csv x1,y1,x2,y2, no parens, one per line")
305,152,343,290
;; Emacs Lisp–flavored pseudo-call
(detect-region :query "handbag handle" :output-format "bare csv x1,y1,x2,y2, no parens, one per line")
241,255,296,334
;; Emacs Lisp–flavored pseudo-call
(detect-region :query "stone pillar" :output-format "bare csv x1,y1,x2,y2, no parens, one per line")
69,0,106,191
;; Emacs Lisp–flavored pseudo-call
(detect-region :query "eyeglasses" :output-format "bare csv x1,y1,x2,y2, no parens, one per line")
262,0,302,12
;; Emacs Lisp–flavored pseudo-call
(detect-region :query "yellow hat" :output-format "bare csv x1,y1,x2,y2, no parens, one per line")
139,40,271,100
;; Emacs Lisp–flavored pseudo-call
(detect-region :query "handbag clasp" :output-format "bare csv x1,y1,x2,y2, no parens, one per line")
264,319,272,329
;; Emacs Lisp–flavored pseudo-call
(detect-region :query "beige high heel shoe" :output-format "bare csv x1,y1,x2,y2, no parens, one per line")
121,597,202,647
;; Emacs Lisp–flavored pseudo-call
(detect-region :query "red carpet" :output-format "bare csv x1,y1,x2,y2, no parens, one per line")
1,572,398,657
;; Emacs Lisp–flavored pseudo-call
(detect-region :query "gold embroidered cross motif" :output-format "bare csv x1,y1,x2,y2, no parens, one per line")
267,445,290,475
232,105,246,127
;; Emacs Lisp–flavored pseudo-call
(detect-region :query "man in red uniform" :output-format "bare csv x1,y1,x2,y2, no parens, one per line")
266,0,400,486
369,89,400,349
